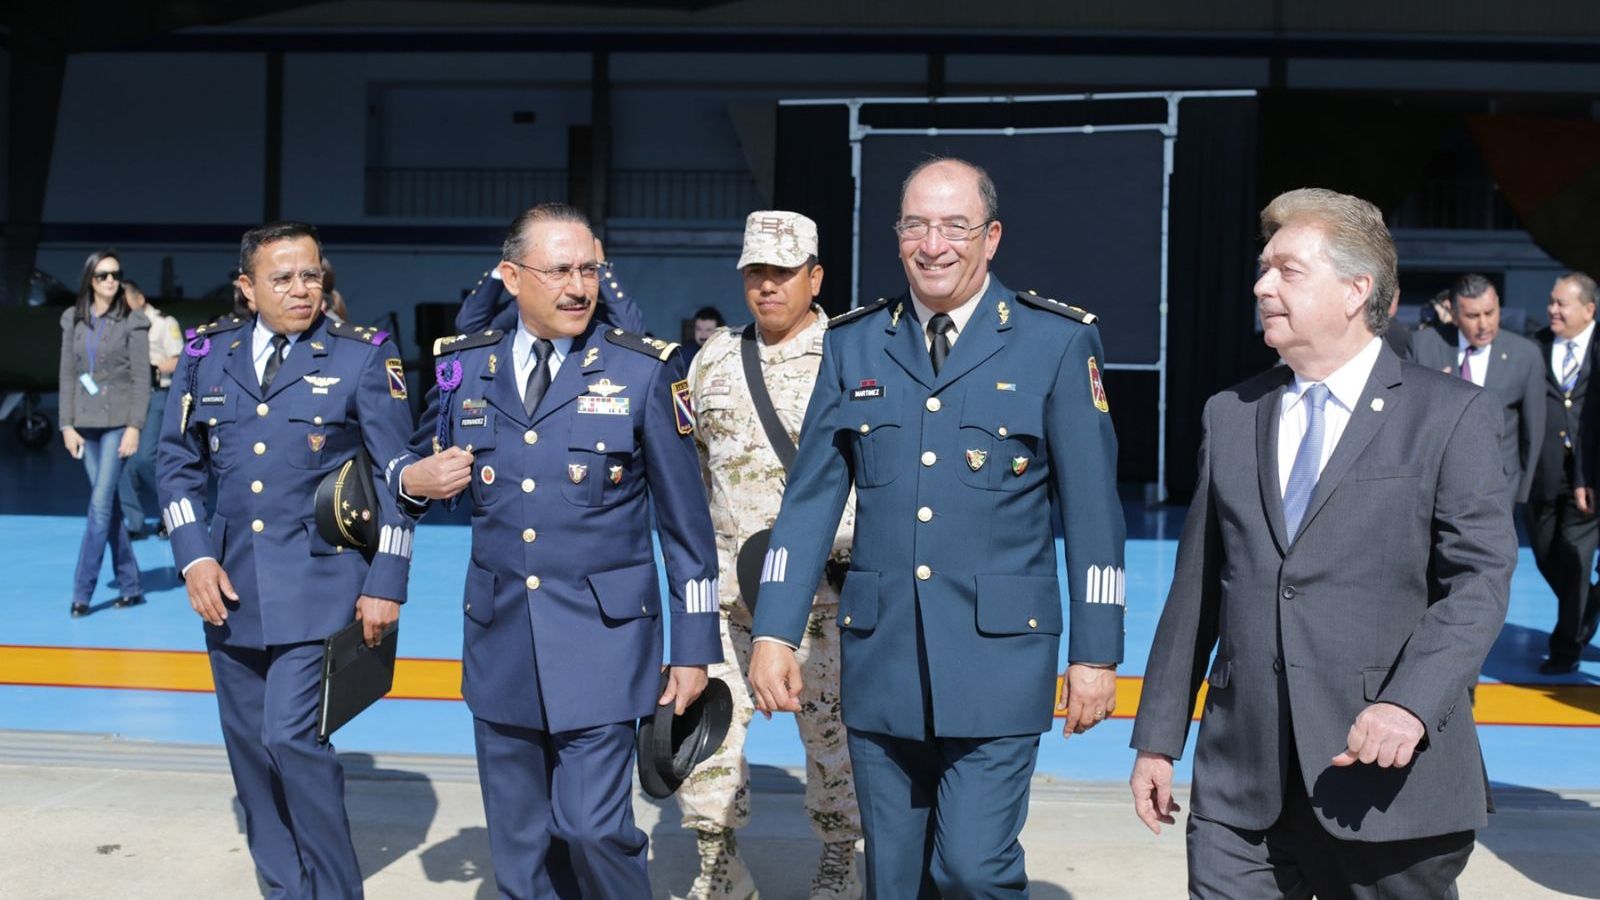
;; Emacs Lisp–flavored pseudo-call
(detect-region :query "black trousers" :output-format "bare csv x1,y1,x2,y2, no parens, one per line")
1186,764,1474,900
1527,489,1600,662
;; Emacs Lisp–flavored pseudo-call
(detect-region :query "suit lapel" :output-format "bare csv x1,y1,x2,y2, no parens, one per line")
932,282,1007,390
224,328,263,401
532,327,597,425
1255,369,1293,556
883,297,934,388
1293,347,1403,543
482,333,528,426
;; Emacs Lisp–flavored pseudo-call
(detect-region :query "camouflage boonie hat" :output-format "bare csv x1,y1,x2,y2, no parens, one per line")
736,210,818,270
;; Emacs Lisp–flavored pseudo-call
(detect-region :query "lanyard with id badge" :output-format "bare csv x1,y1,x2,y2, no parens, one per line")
79,316,107,396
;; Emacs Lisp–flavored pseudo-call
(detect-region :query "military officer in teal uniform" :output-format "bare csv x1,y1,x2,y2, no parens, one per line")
748,159,1127,898
393,202,721,899
157,221,416,899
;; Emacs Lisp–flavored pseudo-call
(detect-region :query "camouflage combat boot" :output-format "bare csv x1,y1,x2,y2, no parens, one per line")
808,840,861,900
682,828,757,900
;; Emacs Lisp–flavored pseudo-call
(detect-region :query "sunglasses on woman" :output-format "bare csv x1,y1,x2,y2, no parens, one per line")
92,270,123,283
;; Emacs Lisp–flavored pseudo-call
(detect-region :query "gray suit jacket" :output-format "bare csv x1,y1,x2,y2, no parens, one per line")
57,306,151,431
1431,328,1545,503
1131,345,1514,842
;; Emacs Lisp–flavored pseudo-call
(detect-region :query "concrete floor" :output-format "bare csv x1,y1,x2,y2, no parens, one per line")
2,731,1597,899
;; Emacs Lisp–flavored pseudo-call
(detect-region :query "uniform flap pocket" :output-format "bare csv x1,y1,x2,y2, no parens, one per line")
842,400,900,434
569,414,635,454
1362,666,1393,701
1207,656,1232,689
975,574,1063,635
1354,466,1421,482
464,559,495,625
961,390,1044,439
589,561,660,620
837,569,879,632
197,403,235,426
288,403,349,425
695,392,738,412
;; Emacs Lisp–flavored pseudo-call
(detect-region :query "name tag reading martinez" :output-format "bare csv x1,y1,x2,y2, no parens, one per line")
577,395,630,416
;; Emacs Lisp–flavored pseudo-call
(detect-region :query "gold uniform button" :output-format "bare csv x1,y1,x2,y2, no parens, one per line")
1028,617,1038,629
525,430,538,445
842,615,853,626
313,416,324,426
917,506,933,522
921,451,937,466
251,519,264,533
925,397,942,412
250,480,264,494
522,528,537,543
253,442,266,455
256,403,269,417
998,426,1009,437
916,564,932,581
521,478,536,493
526,575,541,590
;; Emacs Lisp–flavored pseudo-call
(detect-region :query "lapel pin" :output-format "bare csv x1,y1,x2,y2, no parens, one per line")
568,463,589,484
488,353,499,375
891,303,903,328
966,449,988,471
1370,398,1385,412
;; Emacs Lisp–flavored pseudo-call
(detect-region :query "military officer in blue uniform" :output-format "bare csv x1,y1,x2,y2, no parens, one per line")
748,159,1127,898
393,202,721,899
157,221,416,899
454,236,645,335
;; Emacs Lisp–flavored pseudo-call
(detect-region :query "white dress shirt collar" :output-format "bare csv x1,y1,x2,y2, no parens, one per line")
512,319,572,399
910,274,990,349
1285,336,1383,416
1278,337,1383,497
251,317,301,382
1455,334,1491,387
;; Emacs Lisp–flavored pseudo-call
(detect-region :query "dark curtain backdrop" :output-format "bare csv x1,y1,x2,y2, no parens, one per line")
774,97,1262,498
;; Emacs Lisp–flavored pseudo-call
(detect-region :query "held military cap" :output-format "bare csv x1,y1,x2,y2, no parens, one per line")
314,447,379,556
736,210,818,270
636,673,734,799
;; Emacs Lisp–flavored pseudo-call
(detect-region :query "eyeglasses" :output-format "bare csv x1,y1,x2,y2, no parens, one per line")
511,261,603,285
893,220,993,242
262,269,325,294
92,270,123,283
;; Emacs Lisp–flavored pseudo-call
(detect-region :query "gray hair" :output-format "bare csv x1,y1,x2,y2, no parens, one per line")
1261,188,1397,335
900,157,999,222
502,202,592,264
1559,271,1598,307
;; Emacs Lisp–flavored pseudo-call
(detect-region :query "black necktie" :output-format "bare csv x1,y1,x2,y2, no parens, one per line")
524,339,554,417
260,333,289,391
927,313,954,375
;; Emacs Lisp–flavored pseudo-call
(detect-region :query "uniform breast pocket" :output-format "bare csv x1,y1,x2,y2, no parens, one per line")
691,393,739,448
287,403,350,469
199,405,237,469
957,391,1045,491
563,415,636,507
840,401,901,488
461,411,500,508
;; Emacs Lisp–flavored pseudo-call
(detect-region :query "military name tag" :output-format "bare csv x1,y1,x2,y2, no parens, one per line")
200,394,228,405
851,379,885,401
576,395,629,416
459,416,487,428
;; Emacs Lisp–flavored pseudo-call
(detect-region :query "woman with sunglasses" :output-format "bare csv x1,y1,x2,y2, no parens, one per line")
58,249,150,616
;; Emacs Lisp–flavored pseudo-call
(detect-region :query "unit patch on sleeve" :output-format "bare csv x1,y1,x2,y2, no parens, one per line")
386,357,408,399
1088,357,1110,413
672,379,695,434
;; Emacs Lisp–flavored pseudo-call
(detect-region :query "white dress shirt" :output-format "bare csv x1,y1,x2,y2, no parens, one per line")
1550,321,1595,385
909,275,990,351
251,317,300,383
512,321,572,403
1278,337,1383,497
1456,338,1490,388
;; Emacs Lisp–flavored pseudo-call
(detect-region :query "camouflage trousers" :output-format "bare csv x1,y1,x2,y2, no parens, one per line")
676,600,861,843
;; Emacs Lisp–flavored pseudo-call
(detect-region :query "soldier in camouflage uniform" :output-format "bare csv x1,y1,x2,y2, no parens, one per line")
679,211,862,900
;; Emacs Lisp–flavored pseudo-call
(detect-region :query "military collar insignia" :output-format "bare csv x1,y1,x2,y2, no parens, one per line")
488,353,499,375
996,300,1010,327
891,302,904,328
582,346,601,368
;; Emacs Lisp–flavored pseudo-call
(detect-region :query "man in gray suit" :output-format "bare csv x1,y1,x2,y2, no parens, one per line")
1434,273,1545,504
1129,188,1514,899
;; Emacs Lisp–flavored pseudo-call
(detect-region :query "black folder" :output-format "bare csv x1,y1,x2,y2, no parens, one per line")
317,619,399,742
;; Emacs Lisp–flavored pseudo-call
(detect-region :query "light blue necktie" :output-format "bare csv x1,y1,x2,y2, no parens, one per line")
1283,383,1331,542
1561,340,1580,393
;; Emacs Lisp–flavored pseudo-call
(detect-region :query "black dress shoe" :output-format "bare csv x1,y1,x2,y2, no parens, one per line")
1539,657,1580,675
113,594,146,609
70,603,90,617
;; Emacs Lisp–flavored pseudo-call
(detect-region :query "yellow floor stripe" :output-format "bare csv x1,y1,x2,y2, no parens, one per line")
1,646,1596,727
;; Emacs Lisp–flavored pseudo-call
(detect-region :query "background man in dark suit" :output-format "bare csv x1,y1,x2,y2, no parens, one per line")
1433,273,1545,504
1531,272,1600,674
1130,188,1514,899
